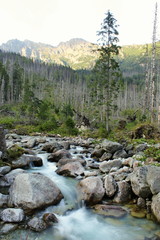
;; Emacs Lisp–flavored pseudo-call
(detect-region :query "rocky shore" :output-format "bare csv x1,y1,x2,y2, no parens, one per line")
0,133,160,239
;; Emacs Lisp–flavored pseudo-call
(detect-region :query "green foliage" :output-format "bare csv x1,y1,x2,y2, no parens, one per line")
58,117,79,136
0,116,15,129
37,117,58,132
144,146,160,162
7,144,24,160
61,104,73,118
14,125,36,135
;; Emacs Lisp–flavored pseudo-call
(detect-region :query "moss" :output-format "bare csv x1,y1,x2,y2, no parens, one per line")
7,144,24,160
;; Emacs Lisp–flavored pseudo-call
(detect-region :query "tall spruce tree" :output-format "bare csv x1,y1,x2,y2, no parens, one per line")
93,10,122,132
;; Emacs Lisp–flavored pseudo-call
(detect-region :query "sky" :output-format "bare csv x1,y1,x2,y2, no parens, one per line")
0,0,159,46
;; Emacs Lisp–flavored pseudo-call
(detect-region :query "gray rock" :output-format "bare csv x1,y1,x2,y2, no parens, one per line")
57,157,86,168
135,143,148,152
151,192,160,223
56,161,84,177
113,149,128,159
28,217,47,232
84,170,98,177
0,208,25,222
47,149,71,162
146,166,160,195
36,137,47,144
0,193,8,207
113,180,131,203
87,162,99,169
42,142,63,153
78,176,105,205
130,166,152,198
113,172,128,181
101,140,123,154
0,169,26,187
91,149,105,159
99,152,112,161
137,197,146,208
60,141,71,150
0,223,18,234
24,138,37,148
99,159,122,173
0,166,11,175
12,154,43,168
122,157,135,168
104,174,117,197
8,173,63,211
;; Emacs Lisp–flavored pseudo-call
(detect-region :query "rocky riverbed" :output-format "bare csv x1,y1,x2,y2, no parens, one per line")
0,133,160,239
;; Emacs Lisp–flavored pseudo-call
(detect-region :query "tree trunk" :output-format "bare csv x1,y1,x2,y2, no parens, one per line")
0,127,7,160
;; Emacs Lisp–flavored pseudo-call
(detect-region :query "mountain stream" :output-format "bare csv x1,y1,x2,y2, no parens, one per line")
3,145,160,240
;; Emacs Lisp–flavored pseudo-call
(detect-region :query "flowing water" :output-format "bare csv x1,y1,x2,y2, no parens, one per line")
2,145,160,240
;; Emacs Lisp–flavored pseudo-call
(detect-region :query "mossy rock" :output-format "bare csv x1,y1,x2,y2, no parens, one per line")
130,206,147,218
92,204,128,218
7,144,25,160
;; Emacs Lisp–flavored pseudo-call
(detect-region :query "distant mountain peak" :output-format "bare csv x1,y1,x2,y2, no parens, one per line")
58,38,87,47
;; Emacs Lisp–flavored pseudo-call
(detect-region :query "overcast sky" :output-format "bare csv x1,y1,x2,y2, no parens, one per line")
0,0,159,46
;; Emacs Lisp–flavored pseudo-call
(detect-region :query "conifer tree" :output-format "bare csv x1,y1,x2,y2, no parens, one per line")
93,10,122,131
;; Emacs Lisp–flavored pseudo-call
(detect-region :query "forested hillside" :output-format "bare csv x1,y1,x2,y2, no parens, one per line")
0,39,160,136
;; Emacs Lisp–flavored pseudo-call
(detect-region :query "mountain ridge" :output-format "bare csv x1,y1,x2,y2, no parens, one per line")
0,38,97,69
0,38,153,70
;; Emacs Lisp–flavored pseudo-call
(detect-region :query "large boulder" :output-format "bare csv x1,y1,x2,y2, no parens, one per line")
47,149,71,162
8,173,63,212
0,208,25,222
113,181,131,203
101,140,123,154
104,174,117,197
77,176,105,205
11,154,43,168
99,159,122,173
151,193,160,222
56,161,84,177
130,166,152,198
57,157,86,168
146,166,160,195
